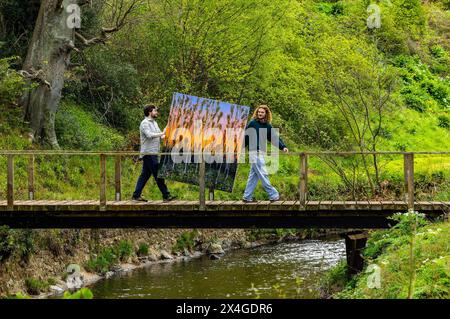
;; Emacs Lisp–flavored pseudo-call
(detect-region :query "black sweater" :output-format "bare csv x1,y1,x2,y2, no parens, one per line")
244,119,287,152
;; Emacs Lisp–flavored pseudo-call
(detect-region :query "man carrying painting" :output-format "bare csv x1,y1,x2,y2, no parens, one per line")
243,105,289,203
132,104,177,202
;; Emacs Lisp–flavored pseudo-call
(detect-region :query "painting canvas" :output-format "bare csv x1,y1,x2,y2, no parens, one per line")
158,93,250,192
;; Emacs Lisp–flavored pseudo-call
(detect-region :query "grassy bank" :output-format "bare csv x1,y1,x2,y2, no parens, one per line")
321,213,449,299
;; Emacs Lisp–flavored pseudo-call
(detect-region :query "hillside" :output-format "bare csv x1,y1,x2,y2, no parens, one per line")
0,0,449,298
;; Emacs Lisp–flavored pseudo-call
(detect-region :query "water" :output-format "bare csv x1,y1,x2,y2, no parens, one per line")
89,238,346,299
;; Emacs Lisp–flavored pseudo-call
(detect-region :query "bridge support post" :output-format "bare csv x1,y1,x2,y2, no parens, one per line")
28,155,35,200
209,187,214,201
344,231,368,275
199,157,206,211
115,155,121,201
404,153,415,211
299,153,308,208
100,154,107,211
7,155,14,211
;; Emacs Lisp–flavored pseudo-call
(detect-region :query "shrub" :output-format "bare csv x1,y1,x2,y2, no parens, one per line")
115,240,133,262
403,92,428,112
172,230,199,253
84,247,119,274
0,226,14,262
0,57,25,106
63,288,94,299
84,240,134,274
137,243,149,257
16,230,36,265
320,260,350,298
24,278,49,295
438,115,449,129
316,1,344,16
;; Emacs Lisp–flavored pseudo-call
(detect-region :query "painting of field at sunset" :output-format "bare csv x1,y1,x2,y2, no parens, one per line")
158,93,250,192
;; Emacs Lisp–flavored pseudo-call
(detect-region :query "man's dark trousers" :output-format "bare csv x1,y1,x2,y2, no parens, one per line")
133,155,170,199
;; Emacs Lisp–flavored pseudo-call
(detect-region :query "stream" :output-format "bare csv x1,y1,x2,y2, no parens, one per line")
89,237,346,299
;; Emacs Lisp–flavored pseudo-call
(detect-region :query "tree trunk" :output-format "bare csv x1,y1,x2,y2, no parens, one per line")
20,0,77,148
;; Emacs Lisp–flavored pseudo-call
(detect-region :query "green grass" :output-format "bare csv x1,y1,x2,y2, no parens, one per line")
84,240,134,274
136,242,149,257
55,100,126,151
323,217,450,299
24,277,50,295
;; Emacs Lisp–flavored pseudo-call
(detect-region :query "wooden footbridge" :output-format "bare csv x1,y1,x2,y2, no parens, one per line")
0,151,448,229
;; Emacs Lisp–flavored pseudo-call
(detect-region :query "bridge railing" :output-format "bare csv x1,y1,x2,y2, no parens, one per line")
1,151,449,211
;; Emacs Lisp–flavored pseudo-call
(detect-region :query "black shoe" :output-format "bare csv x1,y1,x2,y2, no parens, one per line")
243,198,257,203
132,196,148,202
163,195,177,202
270,198,280,203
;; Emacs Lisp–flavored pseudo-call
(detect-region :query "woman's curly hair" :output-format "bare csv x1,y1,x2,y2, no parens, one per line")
251,105,272,123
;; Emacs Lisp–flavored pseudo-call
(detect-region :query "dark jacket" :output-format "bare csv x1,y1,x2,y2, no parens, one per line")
244,119,287,152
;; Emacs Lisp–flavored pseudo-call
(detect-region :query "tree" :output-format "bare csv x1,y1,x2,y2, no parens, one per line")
19,0,143,148
316,36,397,197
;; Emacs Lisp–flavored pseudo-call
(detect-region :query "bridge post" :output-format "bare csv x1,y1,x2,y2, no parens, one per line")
299,153,308,207
7,154,14,211
28,155,35,200
209,187,214,201
404,153,415,211
100,154,107,210
115,155,121,201
199,156,206,211
344,231,368,275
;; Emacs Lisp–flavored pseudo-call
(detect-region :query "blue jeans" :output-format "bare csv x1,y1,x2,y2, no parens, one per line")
243,153,279,201
133,155,170,199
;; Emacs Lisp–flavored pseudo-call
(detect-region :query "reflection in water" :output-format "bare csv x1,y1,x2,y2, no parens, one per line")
90,239,346,299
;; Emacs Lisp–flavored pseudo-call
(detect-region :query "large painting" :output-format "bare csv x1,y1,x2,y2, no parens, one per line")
159,93,250,192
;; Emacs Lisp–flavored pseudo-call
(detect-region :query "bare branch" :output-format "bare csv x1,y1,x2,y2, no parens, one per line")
18,68,51,88
75,0,143,48
75,31,106,46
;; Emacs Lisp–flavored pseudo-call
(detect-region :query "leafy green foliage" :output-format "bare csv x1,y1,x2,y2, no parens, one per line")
55,100,126,151
85,247,119,275
116,240,133,262
6,292,31,299
172,230,199,253
24,277,50,295
316,1,344,16
328,214,449,299
0,57,25,106
438,115,449,129
137,243,149,257
319,260,351,298
85,240,135,274
63,288,94,299
394,55,449,111
0,226,14,262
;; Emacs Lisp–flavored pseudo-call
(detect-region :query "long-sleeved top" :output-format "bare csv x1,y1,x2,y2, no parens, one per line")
139,116,164,157
244,119,287,152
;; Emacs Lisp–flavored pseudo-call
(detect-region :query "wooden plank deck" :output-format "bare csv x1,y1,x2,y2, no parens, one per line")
0,200,448,212
0,200,447,229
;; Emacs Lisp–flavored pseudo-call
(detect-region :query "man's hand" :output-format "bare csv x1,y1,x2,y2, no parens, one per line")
283,147,289,153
